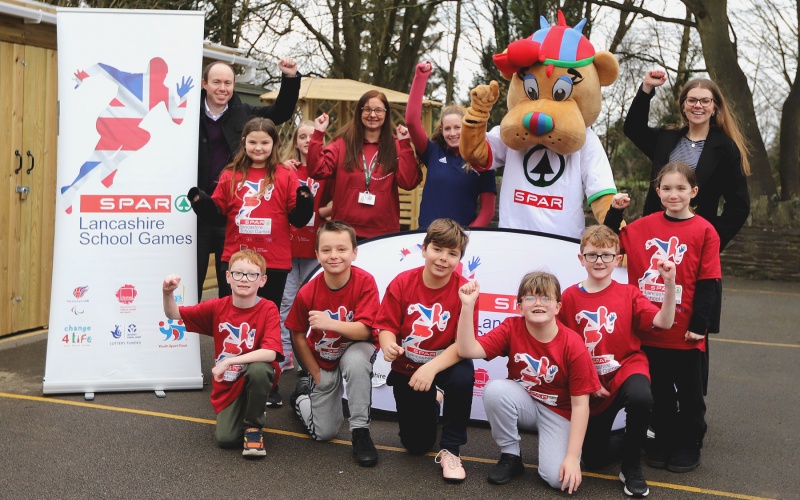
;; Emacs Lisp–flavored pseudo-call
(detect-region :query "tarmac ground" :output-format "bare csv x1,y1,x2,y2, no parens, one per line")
1,276,798,499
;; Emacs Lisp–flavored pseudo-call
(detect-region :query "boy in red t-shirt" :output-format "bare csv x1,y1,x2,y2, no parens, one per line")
285,221,381,467
162,249,283,458
375,218,477,483
456,272,599,494
558,225,676,498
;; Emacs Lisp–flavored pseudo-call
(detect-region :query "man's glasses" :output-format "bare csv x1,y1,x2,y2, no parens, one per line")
583,253,617,263
362,107,387,116
684,97,714,107
229,270,261,282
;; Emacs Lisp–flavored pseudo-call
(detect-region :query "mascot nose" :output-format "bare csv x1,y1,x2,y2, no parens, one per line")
523,112,555,136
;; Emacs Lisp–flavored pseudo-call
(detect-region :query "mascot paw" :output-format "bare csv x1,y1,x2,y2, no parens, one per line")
468,81,500,119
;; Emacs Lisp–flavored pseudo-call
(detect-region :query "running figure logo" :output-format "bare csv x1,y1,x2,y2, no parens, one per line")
216,322,256,363
513,353,559,405
60,57,194,213
402,303,450,364
639,236,686,287
314,306,354,360
574,306,616,356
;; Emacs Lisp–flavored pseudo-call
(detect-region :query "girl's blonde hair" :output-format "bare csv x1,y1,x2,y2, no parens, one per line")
281,120,315,164
224,117,281,199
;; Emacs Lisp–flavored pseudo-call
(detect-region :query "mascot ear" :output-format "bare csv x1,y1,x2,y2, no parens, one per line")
594,51,619,87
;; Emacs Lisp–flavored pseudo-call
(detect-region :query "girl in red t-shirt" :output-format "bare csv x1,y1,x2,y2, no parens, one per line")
278,121,333,370
604,161,721,474
189,117,313,308
456,273,599,494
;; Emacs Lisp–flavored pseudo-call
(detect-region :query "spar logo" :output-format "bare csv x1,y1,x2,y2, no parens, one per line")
473,368,490,396
116,284,138,304
80,194,172,213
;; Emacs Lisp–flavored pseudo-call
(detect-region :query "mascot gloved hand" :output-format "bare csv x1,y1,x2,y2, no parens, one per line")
461,11,620,237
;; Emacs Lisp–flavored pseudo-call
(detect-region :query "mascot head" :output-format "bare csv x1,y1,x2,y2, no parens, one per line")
492,11,619,155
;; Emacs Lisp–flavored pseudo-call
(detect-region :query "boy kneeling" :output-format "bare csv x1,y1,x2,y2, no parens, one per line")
162,249,283,457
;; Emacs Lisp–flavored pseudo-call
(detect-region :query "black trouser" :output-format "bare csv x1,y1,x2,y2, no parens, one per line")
387,358,474,455
582,374,653,469
643,346,706,451
196,220,229,301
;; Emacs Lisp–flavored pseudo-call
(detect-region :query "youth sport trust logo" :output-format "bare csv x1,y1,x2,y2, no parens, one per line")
513,353,559,406
314,306,354,360
402,303,450,364
159,319,187,341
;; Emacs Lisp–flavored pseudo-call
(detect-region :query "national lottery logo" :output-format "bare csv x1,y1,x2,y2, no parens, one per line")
159,319,186,341
115,284,137,304
111,325,123,339
73,286,89,299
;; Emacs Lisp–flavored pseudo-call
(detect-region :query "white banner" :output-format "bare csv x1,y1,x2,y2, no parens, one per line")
332,229,627,422
44,9,204,394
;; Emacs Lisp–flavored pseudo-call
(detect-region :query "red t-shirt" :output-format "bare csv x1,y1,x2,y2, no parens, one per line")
290,165,333,259
179,297,283,413
373,267,477,376
212,165,299,269
307,130,421,239
559,281,660,415
620,213,721,351
477,317,600,420
284,266,381,371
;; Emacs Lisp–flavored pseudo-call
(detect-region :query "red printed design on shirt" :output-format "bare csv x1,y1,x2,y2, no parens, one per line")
402,303,451,364
639,236,687,303
217,322,257,363
314,306,355,361
513,352,559,406
574,307,621,376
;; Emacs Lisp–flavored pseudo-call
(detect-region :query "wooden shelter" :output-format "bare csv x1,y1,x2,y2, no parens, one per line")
260,78,441,230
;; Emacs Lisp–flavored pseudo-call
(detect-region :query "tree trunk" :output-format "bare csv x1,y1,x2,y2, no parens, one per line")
686,0,777,197
778,79,800,200
446,0,462,104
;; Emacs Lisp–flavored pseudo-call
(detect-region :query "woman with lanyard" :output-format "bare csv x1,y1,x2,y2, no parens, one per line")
307,90,422,240
623,69,751,395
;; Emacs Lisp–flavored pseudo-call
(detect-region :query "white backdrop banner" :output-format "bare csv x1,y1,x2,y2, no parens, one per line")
330,228,627,421
44,9,204,394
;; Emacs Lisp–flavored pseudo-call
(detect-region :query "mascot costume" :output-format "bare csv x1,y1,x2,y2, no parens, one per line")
461,12,620,238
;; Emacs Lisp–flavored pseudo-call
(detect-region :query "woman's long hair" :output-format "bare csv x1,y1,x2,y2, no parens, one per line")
678,78,751,175
224,117,281,199
335,90,398,174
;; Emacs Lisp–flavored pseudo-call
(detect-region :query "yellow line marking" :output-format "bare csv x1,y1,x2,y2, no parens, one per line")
0,392,775,499
711,338,799,348
726,287,799,297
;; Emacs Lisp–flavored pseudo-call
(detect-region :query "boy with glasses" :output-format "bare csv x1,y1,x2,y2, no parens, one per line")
162,249,283,458
558,225,676,498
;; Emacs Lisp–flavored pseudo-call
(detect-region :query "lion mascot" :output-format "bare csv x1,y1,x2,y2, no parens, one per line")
461,12,620,238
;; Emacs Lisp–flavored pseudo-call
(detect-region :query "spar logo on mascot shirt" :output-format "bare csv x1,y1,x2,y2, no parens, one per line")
461,11,620,239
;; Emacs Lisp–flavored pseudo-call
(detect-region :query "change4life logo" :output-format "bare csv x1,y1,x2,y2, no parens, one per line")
61,325,92,347
109,323,141,346
116,284,137,314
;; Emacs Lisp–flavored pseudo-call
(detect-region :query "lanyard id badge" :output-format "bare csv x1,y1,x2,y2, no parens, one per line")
359,151,378,206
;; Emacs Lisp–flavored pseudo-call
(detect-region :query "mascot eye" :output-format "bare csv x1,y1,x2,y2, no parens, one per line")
523,74,539,101
552,76,574,102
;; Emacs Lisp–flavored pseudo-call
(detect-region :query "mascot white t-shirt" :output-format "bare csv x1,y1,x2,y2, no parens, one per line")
486,126,616,239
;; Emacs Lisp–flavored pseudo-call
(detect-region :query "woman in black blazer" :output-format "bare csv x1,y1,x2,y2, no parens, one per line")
624,70,750,252
624,70,752,397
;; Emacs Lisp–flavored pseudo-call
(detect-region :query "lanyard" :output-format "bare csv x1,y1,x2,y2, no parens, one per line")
361,151,379,192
